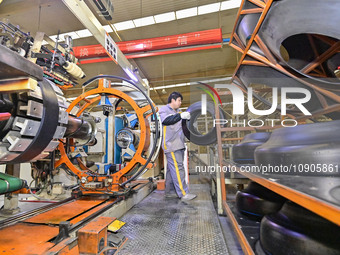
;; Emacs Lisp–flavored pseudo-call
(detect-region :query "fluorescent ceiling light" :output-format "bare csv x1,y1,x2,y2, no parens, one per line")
154,12,176,23
103,25,113,33
151,78,232,91
133,16,155,27
163,84,178,89
198,3,221,15
176,7,198,19
153,83,189,90
114,20,135,31
176,83,188,87
220,0,242,10
47,1,241,42
76,29,93,38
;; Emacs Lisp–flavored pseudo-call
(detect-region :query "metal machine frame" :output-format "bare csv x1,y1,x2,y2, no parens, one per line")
215,1,340,254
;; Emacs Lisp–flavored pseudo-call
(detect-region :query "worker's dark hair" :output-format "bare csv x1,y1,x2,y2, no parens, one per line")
168,91,183,103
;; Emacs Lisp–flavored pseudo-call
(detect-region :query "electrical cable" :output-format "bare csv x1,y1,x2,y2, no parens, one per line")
28,180,56,202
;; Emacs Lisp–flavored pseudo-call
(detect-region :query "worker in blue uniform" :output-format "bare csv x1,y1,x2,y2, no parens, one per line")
159,92,197,201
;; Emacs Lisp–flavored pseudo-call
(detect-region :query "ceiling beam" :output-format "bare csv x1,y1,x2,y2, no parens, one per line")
0,0,55,15
148,66,236,86
64,66,236,97
62,0,147,90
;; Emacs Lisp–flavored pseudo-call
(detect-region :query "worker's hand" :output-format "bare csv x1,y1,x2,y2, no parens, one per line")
180,112,191,120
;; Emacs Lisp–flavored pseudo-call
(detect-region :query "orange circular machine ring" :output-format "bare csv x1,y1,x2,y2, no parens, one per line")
55,78,155,193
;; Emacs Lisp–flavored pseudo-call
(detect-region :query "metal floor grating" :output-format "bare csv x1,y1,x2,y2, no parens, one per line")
118,183,229,255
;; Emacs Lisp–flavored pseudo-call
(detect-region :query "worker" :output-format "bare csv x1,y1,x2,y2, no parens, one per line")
159,92,197,201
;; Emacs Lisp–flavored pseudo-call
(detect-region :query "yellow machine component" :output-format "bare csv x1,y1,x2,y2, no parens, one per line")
108,220,126,232
0,78,37,93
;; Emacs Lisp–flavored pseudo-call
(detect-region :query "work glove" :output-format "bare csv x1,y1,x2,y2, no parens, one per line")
180,112,191,120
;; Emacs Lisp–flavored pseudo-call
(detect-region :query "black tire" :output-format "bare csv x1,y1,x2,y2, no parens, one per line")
260,0,340,73
236,182,286,220
255,120,340,176
233,132,271,164
233,0,340,119
182,101,225,145
260,201,340,255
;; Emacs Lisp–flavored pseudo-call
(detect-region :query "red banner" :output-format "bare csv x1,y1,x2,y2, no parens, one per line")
73,28,222,59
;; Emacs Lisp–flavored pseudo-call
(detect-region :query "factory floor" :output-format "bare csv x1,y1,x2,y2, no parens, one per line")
118,174,244,255
0,175,244,255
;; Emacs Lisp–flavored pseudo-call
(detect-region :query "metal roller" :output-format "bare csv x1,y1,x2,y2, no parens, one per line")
0,78,68,163
65,115,99,146
0,77,99,164
63,61,86,79
0,172,26,194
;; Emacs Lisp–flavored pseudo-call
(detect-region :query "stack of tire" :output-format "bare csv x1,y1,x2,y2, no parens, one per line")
235,122,340,254
259,201,340,255
255,121,340,177
236,182,286,220
232,0,340,119
231,0,340,252
237,184,340,255
234,132,285,220
253,121,340,254
232,132,271,164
